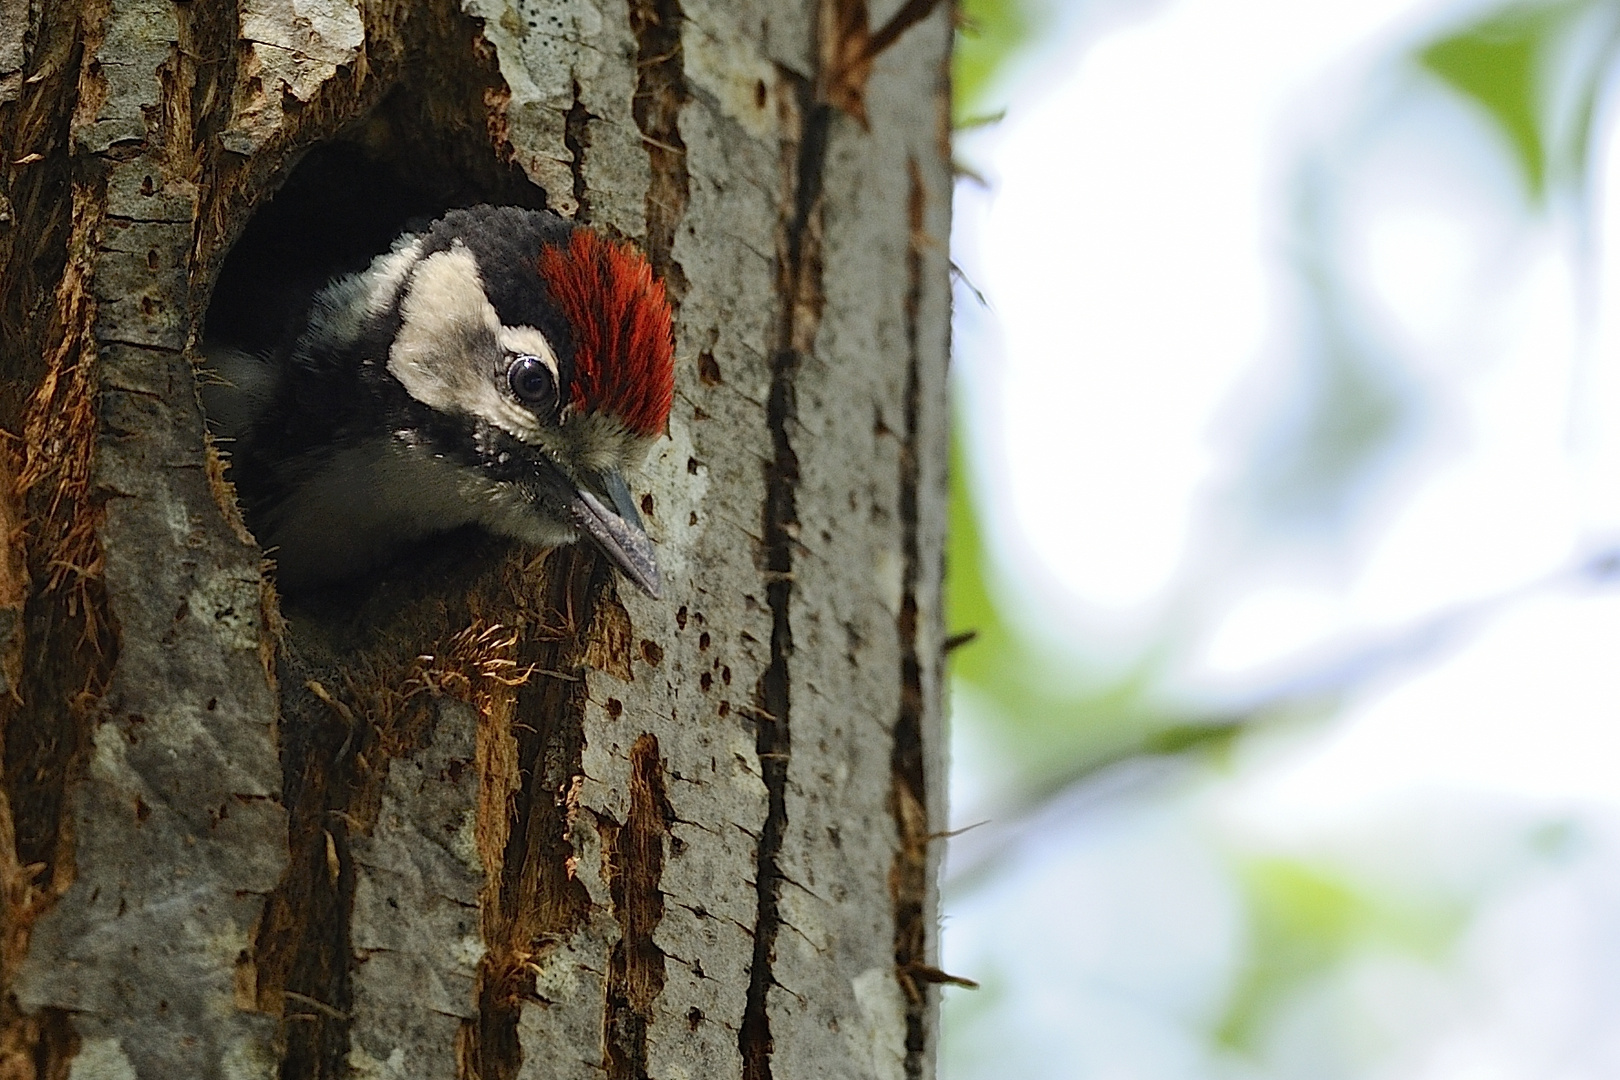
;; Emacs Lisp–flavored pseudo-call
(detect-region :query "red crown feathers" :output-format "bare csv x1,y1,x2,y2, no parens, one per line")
538,230,675,438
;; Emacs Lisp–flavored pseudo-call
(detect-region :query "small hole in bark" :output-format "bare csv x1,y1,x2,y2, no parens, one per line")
641,493,654,516
676,605,688,629
147,249,160,271
687,1007,704,1030
606,698,623,719
697,350,721,385
754,79,767,108
698,631,710,651
687,457,701,475
688,511,698,526
700,672,712,691
640,639,663,665
717,701,730,717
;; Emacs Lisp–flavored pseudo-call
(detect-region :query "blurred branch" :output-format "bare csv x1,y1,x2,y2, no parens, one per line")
945,543,1620,893
953,110,1008,131
950,261,989,309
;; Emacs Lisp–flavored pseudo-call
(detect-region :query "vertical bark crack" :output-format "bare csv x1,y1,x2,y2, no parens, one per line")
627,0,690,304
740,72,832,1080
890,157,931,1080
258,674,363,1080
601,733,674,1080
563,80,593,224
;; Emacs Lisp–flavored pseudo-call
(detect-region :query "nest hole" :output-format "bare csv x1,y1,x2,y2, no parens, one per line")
202,91,551,636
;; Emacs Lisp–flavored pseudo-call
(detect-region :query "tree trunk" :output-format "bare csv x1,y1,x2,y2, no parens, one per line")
0,0,952,1077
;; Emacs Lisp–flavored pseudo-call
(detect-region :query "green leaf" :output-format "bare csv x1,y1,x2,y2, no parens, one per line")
954,0,1045,127
1419,2,1577,200
1216,858,1466,1054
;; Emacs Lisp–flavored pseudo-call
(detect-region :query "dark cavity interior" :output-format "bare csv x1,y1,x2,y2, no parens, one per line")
207,99,548,356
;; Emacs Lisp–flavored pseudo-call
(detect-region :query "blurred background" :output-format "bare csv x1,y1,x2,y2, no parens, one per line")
939,0,1620,1076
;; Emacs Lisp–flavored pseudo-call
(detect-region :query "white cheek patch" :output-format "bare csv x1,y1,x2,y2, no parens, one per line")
388,246,551,444
389,247,502,411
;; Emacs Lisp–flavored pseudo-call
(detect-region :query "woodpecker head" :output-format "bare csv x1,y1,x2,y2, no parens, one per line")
217,205,676,597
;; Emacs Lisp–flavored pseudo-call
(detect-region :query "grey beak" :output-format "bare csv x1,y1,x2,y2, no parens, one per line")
568,470,661,599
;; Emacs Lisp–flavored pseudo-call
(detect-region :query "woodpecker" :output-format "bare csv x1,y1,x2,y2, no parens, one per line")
204,205,675,598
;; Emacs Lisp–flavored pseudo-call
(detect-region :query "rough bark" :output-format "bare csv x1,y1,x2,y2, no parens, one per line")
0,0,952,1077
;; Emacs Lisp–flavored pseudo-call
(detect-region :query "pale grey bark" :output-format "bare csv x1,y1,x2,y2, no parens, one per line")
0,2,952,1079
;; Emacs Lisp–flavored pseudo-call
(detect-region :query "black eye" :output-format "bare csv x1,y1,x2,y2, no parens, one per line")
507,354,558,414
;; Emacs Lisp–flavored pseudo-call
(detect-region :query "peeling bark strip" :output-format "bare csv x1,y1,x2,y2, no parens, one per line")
1,191,110,1080
890,158,932,1080
740,73,833,1080
253,548,605,1080
3,0,116,938
9,184,110,904
628,0,691,303
600,734,673,1080
468,549,607,1080
254,616,525,1079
